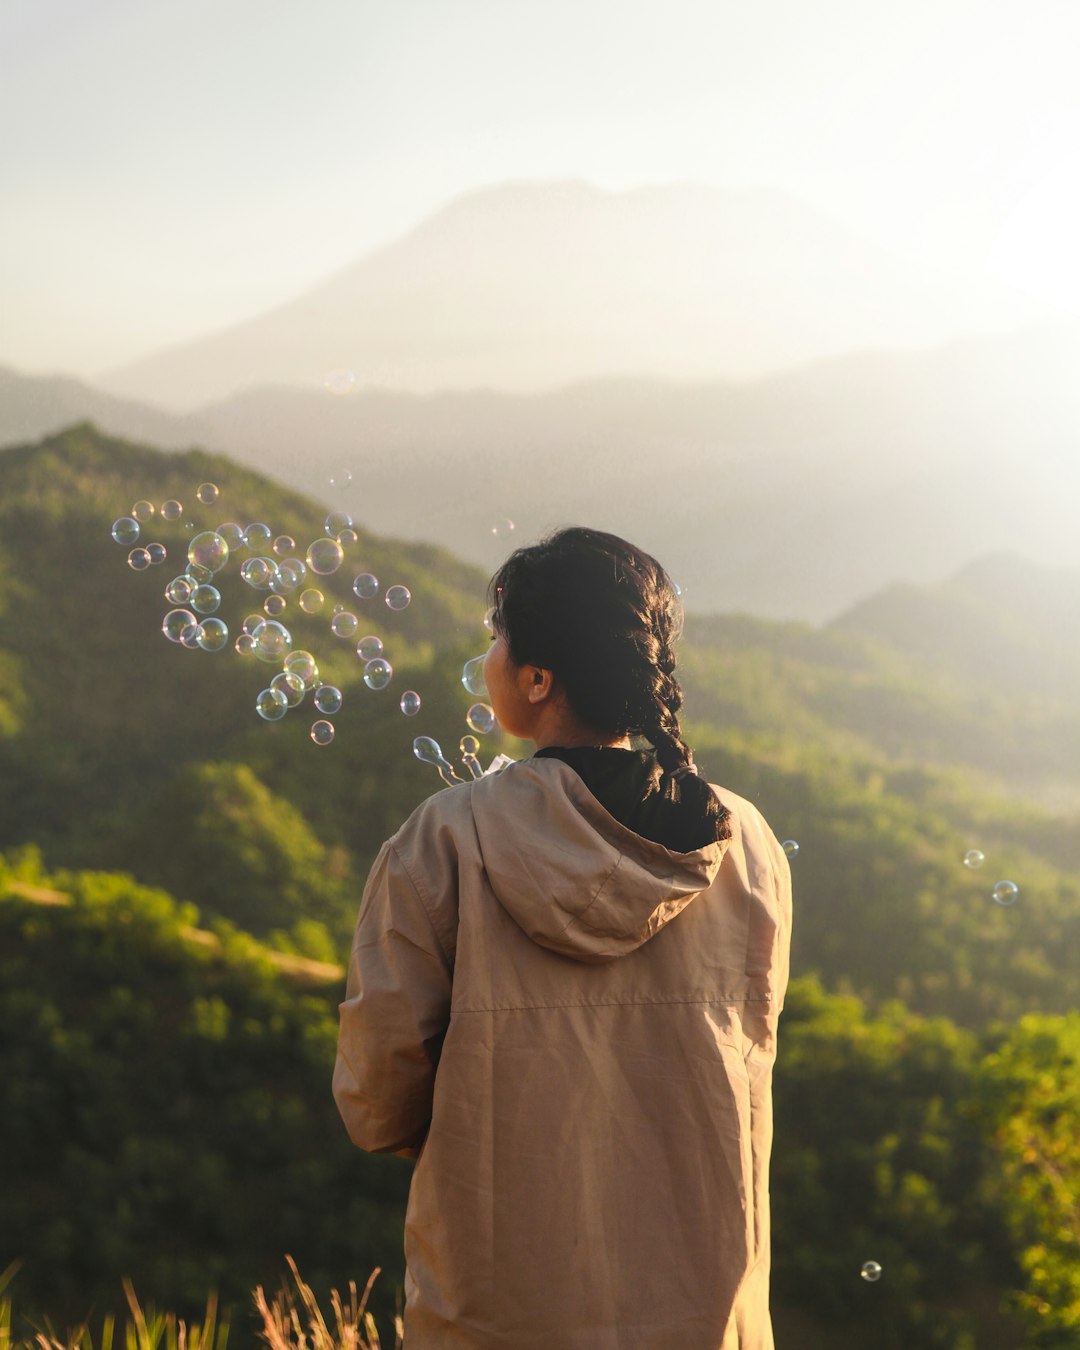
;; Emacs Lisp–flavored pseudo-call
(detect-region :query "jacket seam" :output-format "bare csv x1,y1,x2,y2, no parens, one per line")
387,839,454,969
451,994,775,1014
555,852,626,939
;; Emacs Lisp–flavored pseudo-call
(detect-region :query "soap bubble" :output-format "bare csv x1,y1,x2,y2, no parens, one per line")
356,635,383,662
860,1261,882,1283
466,702,496,734
161,500,183,522
111,517,140,545
307,537,344,575
185,563,213,585
132,500,155,522
338,528,358,546
353,573,379,600
992,880,1020,906
187,531,229,575
363,657,393,690
963,849,985,869
162,608,197,643
264,594,287,617
165,576,193,605
490,518,515,537
270,670,306,708
255,687,289,721
325,511,353,538
217,522,245,548
242,613,265,636
329,469,354,487
311,720,336,745
127,547,151,571
460,735,483,779
190,583,221,614
299,588,324,613
462,655,488,696
235,633,255,655
241,557,277,590
179,621,202,649
284,650,320,690
196,482,219,505
244,522,273,550
323,368,356,396
273,534,297,558
783,840,800,859
253,619,292,664
273,559,306,592
399,690,421,716
314,685,343,715
385,584,411,611
412,735,462,785
195,617,228,652
331,611,359,639
146,543,167,565
461,735,480,756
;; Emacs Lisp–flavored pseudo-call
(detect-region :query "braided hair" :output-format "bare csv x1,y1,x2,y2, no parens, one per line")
488,526,729,843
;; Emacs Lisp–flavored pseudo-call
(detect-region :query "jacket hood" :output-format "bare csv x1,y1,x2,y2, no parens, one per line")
469,757,728,964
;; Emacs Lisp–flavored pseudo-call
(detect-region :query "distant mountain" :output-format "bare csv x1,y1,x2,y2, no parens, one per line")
0,364,191,449
97,179,1042,412
4,319,1079,621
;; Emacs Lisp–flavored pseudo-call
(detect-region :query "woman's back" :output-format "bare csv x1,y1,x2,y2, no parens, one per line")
334,754,791,1349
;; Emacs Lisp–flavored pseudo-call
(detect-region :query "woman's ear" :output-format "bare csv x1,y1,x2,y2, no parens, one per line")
525,665,555,705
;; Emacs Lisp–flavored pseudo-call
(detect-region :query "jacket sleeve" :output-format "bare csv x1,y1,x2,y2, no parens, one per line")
333,837,454,1157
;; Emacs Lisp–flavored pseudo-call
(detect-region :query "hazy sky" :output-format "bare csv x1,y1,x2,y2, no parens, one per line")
3,0,1080,375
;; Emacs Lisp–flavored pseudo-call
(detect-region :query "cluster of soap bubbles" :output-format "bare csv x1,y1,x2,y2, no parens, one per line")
111,482,507,770
962,847,1021,906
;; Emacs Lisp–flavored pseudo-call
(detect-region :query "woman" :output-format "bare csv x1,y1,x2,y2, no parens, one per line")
334,527,792,1349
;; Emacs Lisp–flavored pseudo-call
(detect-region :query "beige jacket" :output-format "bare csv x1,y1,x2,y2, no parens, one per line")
334,756,792,1349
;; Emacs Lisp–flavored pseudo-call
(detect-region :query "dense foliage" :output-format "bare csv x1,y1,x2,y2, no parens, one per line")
1,425,1077,1345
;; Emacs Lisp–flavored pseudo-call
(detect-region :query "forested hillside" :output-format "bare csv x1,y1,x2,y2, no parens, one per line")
1,424,1077,1346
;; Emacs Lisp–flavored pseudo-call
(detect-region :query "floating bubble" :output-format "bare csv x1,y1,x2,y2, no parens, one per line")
311,719,336,745
992,879,1020,906
270,670,306,708
161,500,183,522
162,608,197,644
165,576,193,605
244,522,273,550
356,635,384,662
385,584,411,611
399,690,421,717
131,500,155,522
273,534,297,558
783,840,800,859
331,611,359,639
195,617,228,652
314,685,343,715
235,633,255,655
242,613,265,636
264,594,287,617
111,517,140,546
307,537,344,576
963,849,985,869
338,528,358,546
860,1261,882,1283
325,511,353,538
352,573,379,600
190,583,221,614
196,482,219,505
284,650,320,690
179,621,202,649
240,557,277,590
460,735,483,779
252,619,292,664
332,603,345,615
466,702,496,734
490,518,515,537
462,655,488,696
299,588,325,614
146,542,167,565
187,531,229,575
217,522,245,549
363,657,393,690
329,469,354,487
127,547,151,571
185,563,213,585
323,369,356,396
255,687,289,722
272,559,305,593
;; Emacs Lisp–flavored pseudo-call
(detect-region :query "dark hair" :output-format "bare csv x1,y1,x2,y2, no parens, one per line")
488,526,729,842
